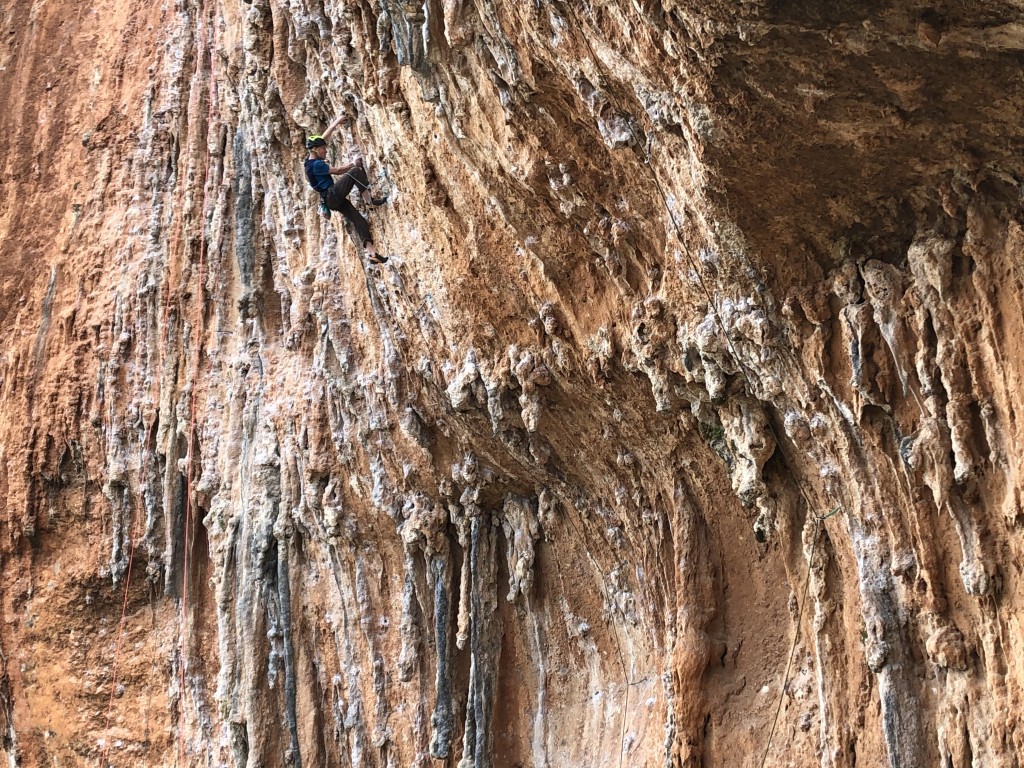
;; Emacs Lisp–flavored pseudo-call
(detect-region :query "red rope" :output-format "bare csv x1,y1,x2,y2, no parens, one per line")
96,0,207,761
96,496,141,766
97,2,220,763
178,0,219,763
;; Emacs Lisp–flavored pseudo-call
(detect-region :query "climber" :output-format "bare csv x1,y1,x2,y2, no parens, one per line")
304,114,389,264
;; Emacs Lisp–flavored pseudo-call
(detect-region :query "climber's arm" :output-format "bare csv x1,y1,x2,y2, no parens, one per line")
321,114,347,142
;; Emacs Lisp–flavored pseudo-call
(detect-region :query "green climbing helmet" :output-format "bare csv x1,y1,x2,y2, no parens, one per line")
305,135,327,149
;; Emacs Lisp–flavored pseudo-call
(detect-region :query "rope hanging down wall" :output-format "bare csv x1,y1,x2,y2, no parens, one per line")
628,119,844,768
178,0,220,763
96,1,220,765
563,4,844,765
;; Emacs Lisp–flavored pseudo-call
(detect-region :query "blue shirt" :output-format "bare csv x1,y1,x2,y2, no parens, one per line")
304,158,333,193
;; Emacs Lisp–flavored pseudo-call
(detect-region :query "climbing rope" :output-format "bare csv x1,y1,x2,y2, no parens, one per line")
559,3,847,762
631,120,847,768
632,123,848,768
546,492,651,768
177,0,220,763
754,507,839,768
96,493,143,766
97,2,219,762
339,168,373,191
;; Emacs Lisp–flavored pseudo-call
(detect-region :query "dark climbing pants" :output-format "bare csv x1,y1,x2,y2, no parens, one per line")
325,167,372,245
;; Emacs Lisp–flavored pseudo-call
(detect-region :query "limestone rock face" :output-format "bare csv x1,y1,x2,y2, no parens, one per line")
1,1,1023,766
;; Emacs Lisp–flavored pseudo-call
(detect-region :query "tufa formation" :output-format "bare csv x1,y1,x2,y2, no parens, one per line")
0,0,1023,766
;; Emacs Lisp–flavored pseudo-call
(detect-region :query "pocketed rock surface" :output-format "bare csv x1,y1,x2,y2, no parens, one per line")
1,1,1023,766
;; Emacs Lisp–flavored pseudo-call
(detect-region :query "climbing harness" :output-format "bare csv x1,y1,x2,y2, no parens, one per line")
312,167,391,219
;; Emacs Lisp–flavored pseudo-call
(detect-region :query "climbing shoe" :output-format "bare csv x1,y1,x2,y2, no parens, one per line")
368,196,388,207
318,201,332,218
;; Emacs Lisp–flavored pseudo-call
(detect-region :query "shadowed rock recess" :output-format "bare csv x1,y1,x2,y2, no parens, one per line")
1,0,1023,765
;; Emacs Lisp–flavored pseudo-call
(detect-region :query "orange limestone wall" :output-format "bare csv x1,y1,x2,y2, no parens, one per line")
1,1,1023,766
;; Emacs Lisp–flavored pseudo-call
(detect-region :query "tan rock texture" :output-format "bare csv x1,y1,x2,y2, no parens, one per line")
1,0,1023,766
